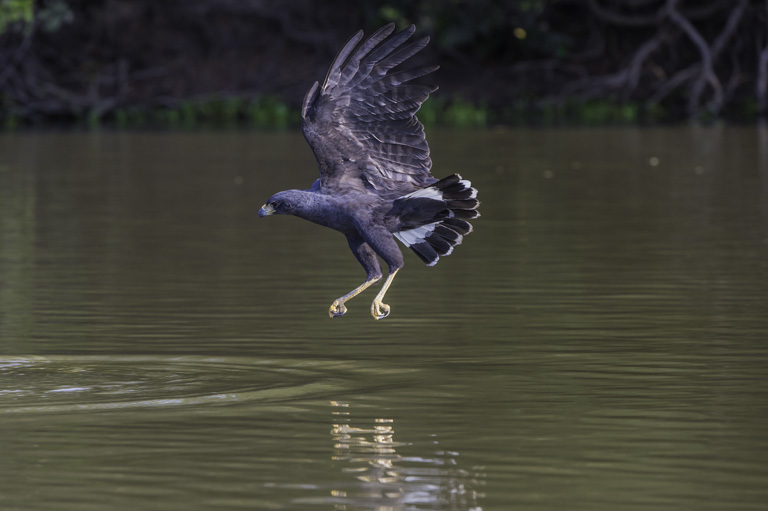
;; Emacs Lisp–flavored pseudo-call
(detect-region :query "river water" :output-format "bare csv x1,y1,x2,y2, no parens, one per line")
1,126,767,510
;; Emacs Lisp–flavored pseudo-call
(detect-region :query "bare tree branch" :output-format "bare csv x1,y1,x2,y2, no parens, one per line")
665,0,722,115
758,0,768,115
710,0,748,58
682,0,731,20
562,31,664,97
649,67,698,104
587,0,658,26
626,32,667,95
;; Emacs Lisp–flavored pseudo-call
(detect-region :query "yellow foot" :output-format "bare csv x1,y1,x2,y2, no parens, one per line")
329,300,347,318
371,300,391,320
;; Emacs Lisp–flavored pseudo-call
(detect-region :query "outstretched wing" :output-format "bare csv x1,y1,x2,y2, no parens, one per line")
301,24,438,199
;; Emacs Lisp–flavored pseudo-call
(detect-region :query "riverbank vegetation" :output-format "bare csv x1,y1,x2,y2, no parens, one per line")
2,0,768,129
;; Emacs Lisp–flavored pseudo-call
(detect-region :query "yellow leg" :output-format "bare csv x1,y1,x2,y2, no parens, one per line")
371,268,399,320
329,276,381,318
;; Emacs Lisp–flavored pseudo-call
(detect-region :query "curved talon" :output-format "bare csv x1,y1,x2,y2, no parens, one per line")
371,300,391,320
329,300,348,318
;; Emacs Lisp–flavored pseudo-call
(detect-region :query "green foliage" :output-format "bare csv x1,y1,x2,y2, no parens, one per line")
419,96,487,128
573,100,638,124
417,96,439,126
37,0,73,32
545,99,668,125
195,98,241,125
3,113,19,130
442,97,487,127
114,108,148,128
86,110,101,128
493,97,669,126
4,92,678,132
735,98,759,120
1,92,19,129
0,0,72,34
106,96,299,129
644,103,666,123
246,96,295,128
99,95,678,131
0,0,33,34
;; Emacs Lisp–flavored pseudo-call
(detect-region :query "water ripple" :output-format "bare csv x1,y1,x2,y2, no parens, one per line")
0,356,420,415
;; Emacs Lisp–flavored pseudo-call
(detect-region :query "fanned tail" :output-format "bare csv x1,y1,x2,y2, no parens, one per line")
391,174,479,266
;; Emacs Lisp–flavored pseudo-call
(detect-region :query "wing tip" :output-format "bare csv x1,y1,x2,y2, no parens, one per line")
368,23,397,46
323,29,366,89
301,80,320,120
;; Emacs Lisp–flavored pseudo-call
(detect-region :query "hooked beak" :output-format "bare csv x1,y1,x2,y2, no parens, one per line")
258,203,276,217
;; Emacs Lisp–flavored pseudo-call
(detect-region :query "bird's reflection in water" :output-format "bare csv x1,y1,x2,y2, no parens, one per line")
328,401,483,511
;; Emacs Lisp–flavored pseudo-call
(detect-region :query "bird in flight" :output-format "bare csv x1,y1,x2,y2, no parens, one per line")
259,23,479,320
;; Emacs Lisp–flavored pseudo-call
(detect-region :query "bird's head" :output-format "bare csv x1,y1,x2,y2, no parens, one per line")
258,190,301,218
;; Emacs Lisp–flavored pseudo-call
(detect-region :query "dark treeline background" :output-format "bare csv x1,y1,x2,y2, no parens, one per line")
2,0,768,127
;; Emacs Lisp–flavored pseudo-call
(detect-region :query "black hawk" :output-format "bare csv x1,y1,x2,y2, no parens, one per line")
259,23,480,320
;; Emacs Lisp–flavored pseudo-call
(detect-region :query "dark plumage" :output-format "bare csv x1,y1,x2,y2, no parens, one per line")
259,23,479,319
